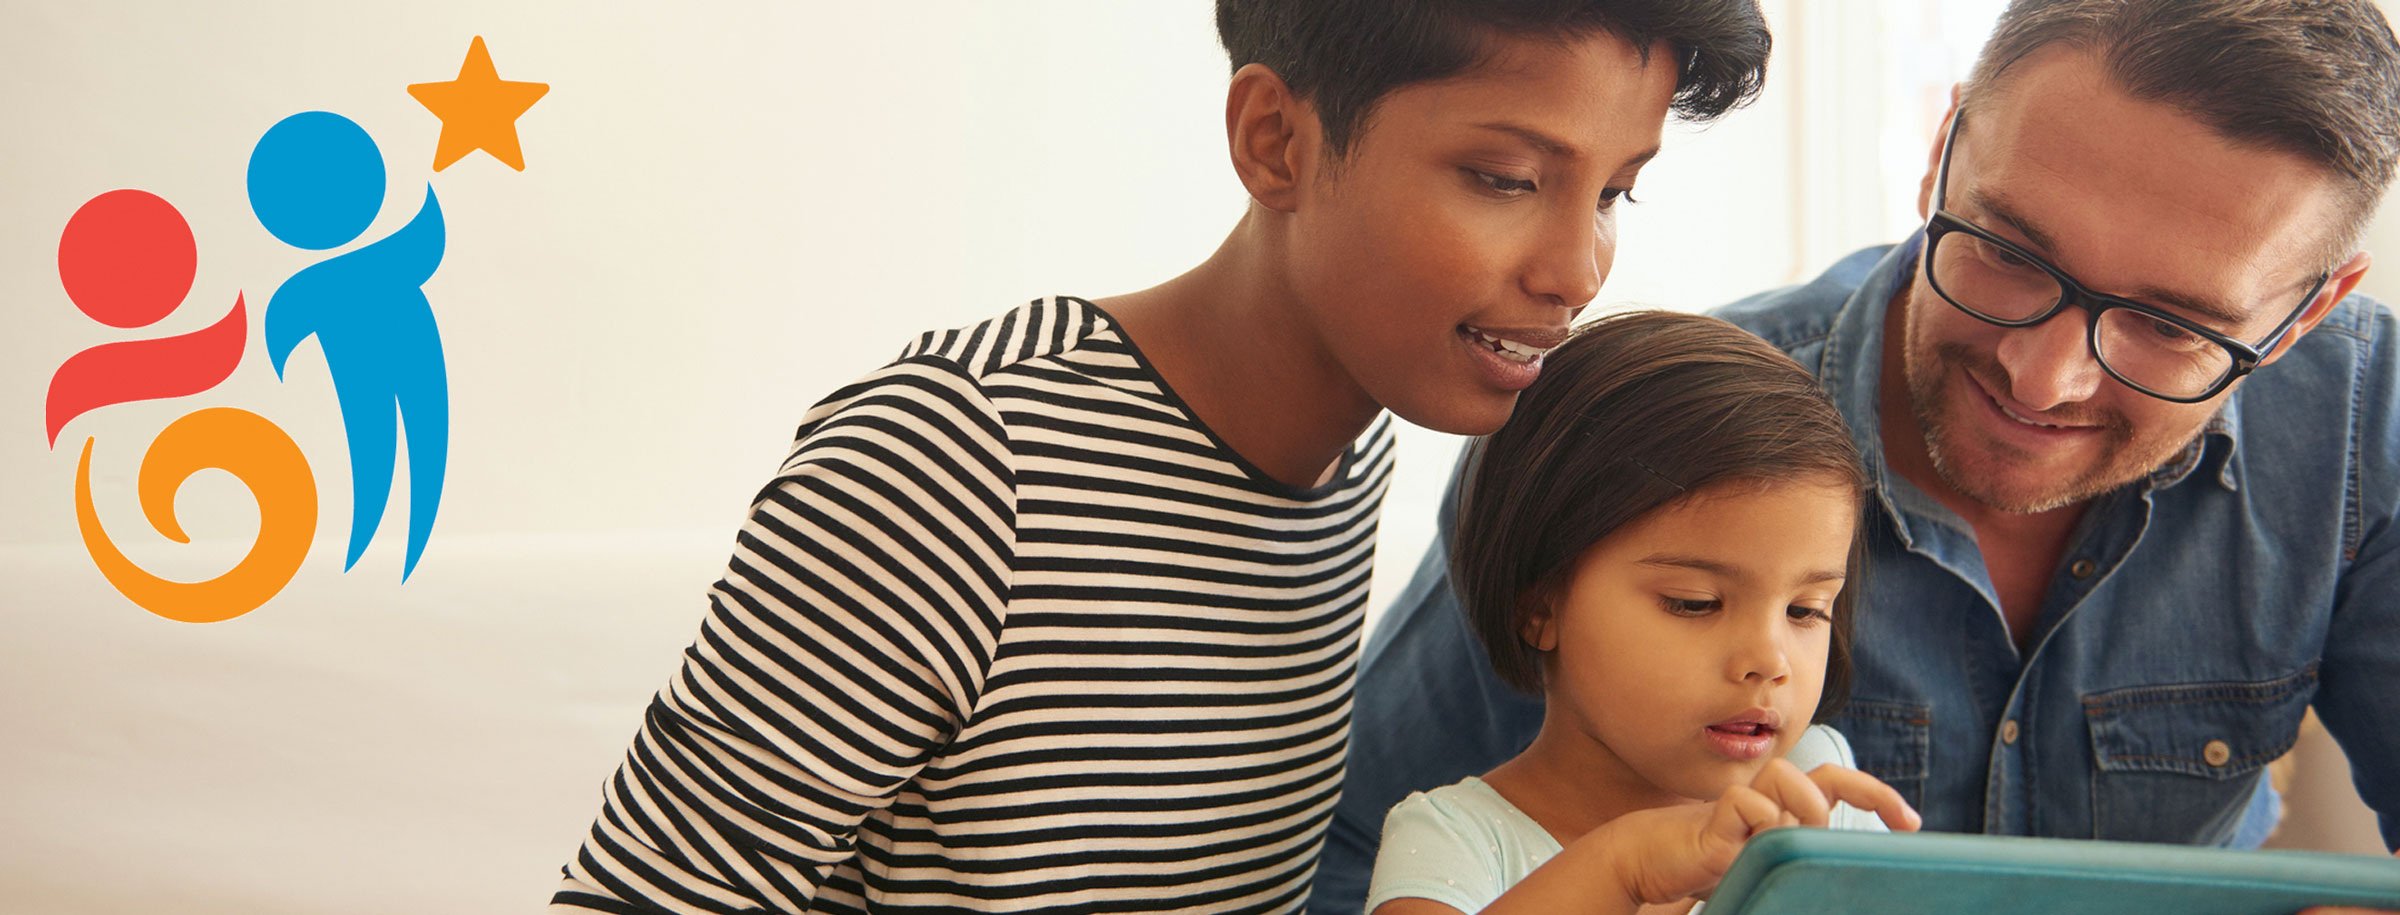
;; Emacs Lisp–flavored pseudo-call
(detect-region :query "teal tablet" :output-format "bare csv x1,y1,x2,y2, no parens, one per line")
1706,829,2400,915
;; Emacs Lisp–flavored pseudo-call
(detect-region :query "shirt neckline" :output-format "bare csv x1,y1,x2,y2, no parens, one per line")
1072,296,1377,504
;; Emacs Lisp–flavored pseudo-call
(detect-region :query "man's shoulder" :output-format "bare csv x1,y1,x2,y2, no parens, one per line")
1707,244,1895,355
2300,291,2398,355
2242,293,2398,420
2240,292,2400,502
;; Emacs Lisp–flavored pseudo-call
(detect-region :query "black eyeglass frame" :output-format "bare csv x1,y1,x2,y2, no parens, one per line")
1921,111,2330,404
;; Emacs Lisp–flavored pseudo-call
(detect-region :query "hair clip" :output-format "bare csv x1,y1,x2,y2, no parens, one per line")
1628,456,1688,493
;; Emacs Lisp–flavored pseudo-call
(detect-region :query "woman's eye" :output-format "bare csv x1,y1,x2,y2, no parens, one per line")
1787,605,1834,625
1469,169,1535,195
1598,186,1638,211
1662,597,1720,616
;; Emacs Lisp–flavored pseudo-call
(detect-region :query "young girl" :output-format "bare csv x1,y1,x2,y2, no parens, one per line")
1367,311,1920,915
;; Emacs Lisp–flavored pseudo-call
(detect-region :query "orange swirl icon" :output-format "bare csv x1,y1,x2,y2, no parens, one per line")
74,408,318,623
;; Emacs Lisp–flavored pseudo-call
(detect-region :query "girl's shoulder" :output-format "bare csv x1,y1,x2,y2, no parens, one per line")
1785,723,1859,770
1381,777,1559,858
1370,777,1563,913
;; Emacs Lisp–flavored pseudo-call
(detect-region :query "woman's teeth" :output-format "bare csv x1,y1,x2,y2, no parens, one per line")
1469,328,1546,364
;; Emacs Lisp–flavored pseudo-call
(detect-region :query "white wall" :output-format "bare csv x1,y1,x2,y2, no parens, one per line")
0,3,2384,914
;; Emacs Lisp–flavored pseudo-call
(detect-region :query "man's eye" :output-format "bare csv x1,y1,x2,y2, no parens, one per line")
1983,242,2036,271
2147,317,2194,341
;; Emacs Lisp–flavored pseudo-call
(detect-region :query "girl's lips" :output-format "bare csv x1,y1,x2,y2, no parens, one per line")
1702,708,1782,760
1703,724,1777,760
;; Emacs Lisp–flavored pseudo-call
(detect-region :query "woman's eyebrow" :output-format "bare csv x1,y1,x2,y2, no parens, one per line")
1471,121,1661,171
1473,121,1577,156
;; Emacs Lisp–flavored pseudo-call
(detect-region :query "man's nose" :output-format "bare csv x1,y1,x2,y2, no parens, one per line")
1993,307,2105,411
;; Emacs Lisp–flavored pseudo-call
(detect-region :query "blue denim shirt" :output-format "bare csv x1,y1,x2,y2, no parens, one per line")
1311,243,2400,914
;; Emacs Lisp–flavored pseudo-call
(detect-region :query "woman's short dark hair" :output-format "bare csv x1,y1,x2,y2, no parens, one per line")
1216,0,1770,157
1449,310,1867,722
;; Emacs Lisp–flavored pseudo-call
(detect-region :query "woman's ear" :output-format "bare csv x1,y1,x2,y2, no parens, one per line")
1225,62,1314,212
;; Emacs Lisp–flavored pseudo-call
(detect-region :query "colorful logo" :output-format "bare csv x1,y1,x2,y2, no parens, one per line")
43,37,547,623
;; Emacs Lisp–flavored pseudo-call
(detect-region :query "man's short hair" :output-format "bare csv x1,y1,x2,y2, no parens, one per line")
1215,0,1771,158
1964,0,2400,257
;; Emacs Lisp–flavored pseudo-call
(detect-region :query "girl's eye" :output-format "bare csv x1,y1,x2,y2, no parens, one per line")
1662,597,1720,616
1598,187,1639,211
1469,169,1535,195
1787,605,1834,626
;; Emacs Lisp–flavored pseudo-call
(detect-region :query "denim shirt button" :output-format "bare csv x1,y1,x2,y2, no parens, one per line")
2069,558,2097,579
2204,739,2232,767
2001,719,2020,744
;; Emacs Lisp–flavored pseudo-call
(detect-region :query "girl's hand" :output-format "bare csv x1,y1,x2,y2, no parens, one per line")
1607,759,1923,906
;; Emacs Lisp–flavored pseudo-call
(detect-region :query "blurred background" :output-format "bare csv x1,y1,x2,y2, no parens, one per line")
1,2,2384,912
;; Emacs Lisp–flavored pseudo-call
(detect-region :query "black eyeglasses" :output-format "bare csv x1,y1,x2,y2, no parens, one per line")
1920,112,2328,403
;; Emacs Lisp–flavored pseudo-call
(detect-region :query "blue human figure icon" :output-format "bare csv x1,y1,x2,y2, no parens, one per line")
247,111,448,581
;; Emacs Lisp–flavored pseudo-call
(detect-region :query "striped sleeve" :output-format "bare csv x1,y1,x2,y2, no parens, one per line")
553,356,1018,914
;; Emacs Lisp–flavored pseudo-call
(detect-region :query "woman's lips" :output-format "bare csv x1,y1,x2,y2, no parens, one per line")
1456,325,1552,392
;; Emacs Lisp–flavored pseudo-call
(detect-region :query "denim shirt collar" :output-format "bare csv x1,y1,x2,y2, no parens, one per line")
1813,236,2244,548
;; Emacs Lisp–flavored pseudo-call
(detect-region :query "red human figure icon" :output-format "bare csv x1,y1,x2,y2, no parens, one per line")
44,189,246,446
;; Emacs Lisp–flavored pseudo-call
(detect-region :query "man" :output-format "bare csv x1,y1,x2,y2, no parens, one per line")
1314,0,2400,911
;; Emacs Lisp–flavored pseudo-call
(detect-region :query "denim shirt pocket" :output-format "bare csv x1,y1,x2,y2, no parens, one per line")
2083,667,2317,844
1829,700,1932,811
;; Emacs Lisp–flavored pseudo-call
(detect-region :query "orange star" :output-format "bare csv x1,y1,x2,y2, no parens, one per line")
408,36,549,171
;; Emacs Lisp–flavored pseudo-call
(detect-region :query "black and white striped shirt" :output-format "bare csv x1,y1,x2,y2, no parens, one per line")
555,297,1395,914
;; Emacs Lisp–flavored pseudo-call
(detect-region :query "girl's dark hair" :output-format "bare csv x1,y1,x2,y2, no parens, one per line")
1450,310,1867,722
1216,0,1770,157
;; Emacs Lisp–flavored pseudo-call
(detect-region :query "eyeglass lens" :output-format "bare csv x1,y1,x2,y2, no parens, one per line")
1928,229,2234,397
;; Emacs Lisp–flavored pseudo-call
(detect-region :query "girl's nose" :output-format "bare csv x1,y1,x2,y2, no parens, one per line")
1728,613,1793,685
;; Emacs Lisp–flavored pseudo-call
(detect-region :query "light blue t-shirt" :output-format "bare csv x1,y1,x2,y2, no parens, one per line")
1365,724,1886,914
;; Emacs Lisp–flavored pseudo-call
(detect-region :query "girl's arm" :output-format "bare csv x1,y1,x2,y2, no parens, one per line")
1370,760,1919,915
